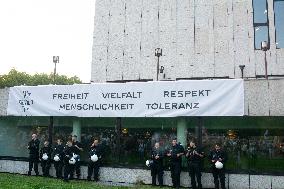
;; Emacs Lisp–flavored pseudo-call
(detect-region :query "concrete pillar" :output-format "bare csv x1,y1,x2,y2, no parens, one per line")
177,118,187,167
72,118,81,142
177,118,187,147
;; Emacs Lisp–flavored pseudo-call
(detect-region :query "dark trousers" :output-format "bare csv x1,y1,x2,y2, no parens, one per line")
87,162,100,181
188,162,202,189
28,157,39,175
74,161,81,178
64,164,75,181
151,163,163,186
54,161,63,178
212,168,226,189
41,160,51,177
171,162,181,188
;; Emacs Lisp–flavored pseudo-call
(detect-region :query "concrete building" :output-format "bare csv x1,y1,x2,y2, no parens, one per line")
1,0,284,188
91,0,284,82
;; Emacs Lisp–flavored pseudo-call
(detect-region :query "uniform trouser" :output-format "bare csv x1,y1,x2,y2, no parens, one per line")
54,161,63,178
212,168,226,189
64,164,75,181
87,162,100,181
188,162,202,189
74,161,81,177
28,157,39,175
41,160,51,176
171,162,181,188
151,164,163,186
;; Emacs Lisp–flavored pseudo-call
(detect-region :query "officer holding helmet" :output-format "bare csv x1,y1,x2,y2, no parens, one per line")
53,138,64,178
87,138,103,181
63,139,76,182
40,140,53,177
209,143,227,189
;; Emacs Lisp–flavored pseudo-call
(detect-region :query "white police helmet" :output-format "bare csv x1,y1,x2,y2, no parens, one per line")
69,157,76,164
215,161,223,169
145,160,153,167
42,153,48,161
72,153,78,159
53,155,60,162
91,154,98,162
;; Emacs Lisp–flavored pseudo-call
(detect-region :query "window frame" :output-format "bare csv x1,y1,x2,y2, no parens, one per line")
274,0,284,49
252,0,270,50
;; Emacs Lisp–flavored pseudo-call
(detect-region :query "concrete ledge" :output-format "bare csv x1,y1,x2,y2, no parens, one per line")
272,176,284,189
250,175,271,189
0,160,282,189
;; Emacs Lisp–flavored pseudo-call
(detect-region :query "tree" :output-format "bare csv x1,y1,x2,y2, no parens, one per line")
0,69,82,88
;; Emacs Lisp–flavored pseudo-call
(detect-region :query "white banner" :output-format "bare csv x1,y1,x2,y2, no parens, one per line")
7,79,244,117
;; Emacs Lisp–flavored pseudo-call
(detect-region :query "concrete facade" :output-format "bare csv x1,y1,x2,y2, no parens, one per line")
1,160,284,189
0,88,9,116
91,0,284,82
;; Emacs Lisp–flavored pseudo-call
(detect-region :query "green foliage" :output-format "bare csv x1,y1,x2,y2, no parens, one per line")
0,173,169,189
0,69,82,88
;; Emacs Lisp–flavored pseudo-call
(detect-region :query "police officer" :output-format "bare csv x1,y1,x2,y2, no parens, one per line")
185,140,204,189
72,135,83,179
63,139,76,182
40,140,53,177
87,138,103,181
150,142,164,187
53,138,64,178
166,138,184,189
208,143,227,189
27,133,40,176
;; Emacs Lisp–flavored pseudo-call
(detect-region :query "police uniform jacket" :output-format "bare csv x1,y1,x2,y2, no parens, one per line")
169,144,184,163
89,145,103,163
63,145,76,164
40,146,53,161
151,148,164,166
53,144,64,161
73,141,83,156
28,139,40,158
208,149,227,167
185,147,204,164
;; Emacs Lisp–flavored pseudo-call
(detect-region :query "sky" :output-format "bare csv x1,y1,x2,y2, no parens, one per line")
0,0,96,83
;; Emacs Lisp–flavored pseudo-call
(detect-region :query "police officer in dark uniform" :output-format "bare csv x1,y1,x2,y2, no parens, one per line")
185,140,204,189
40,140,53,177
208,143,227,189
63,139,76,182
27,133,40,176
167,138,184,189
72,135,83,179
150,142,164,187
87,138,103,181
53,138,64,178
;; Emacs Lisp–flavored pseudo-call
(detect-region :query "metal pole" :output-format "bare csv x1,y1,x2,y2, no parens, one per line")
116,117,122,162
197,117,203,148
264,51,268,79
53,62,57,84
48,116,54,145
156,56,160,81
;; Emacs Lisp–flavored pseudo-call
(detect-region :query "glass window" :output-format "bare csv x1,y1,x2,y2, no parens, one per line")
1,116,284,174
253,0,269,50
117,118,178,167
202,117,284,174
0,117,50,157
253,0,268,23
275,0,284,48
255,26,269,49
